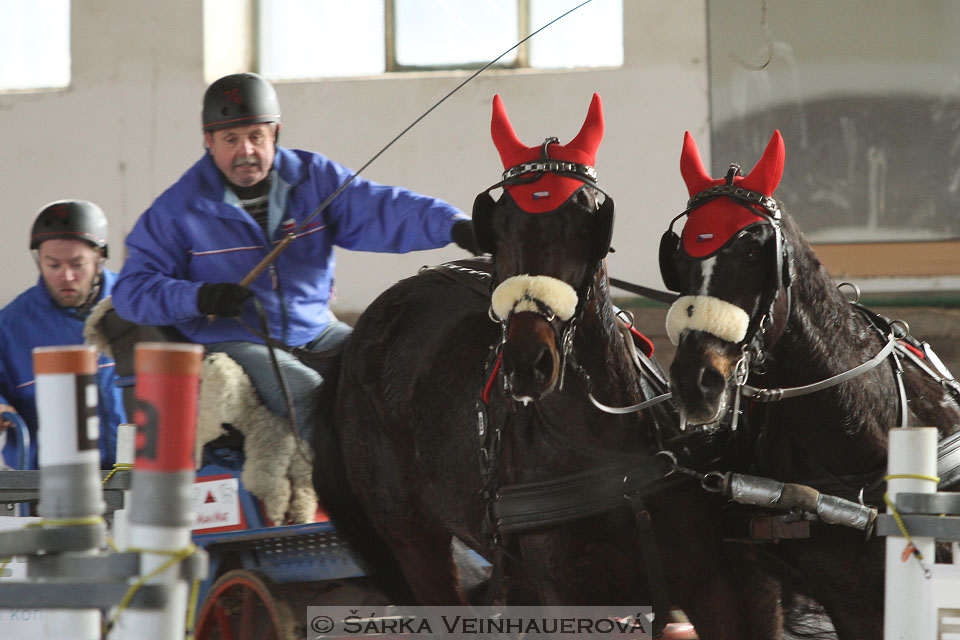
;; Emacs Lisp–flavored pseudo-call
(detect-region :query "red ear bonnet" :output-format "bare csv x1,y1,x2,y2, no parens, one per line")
679,130,784,257
491,93,604,213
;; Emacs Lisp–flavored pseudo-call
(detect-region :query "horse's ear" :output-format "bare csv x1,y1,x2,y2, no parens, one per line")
591,195,615,262
740,130,785,196
567,93,604,162
472,191,498,255
679,131,714,196
491,95,526,167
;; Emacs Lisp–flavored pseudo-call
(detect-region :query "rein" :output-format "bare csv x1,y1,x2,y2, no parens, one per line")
739,333,898,404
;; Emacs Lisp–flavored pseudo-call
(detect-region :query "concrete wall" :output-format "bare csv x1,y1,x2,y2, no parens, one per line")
0,1,709,315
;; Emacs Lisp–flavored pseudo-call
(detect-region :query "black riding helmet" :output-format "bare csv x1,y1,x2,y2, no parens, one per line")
202,72,282,132
30,200,109,258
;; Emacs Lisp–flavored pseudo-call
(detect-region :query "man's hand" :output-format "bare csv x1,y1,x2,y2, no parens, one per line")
0,404,17,432
451,219,481,256
197,283,255,317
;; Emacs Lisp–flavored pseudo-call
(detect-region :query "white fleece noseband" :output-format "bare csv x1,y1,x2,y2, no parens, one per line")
491,275,578,322
666,295,750,346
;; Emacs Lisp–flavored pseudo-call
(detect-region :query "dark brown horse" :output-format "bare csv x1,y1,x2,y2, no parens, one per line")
311,95,781,639
660,130,960,639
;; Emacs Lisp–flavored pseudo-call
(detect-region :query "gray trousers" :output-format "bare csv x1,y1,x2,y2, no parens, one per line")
206,320,353,441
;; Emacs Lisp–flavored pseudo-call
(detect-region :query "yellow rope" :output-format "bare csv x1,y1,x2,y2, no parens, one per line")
102,543,199,638
102,462,134,485
185,576,202,640
25,516,104,528
885,473,940,484
883,473,939,578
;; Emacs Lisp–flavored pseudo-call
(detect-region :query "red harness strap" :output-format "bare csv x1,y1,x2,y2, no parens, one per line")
626,324,655,358
483,354,502,405
899,340,925,360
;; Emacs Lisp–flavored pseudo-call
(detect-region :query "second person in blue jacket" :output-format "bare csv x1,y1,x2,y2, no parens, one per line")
0,200,126,469
113,72,478,442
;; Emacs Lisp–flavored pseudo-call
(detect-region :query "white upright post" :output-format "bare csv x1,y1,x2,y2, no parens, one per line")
111,343,202,640
110,424,137,550
884,426,938,640
33,345,105,640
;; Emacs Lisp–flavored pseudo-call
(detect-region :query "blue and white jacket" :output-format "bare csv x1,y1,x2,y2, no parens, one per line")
113,146,466,346
0,270,125,469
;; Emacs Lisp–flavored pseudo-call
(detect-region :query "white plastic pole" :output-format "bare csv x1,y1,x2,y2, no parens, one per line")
33,345,104,640
110,424,137,550
884,426,938,640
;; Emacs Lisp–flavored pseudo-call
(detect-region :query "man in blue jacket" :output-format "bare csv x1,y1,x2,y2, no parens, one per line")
113,72,477,441
0,200,125,469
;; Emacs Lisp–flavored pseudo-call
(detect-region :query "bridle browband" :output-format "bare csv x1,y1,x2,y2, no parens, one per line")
484,136,607,199
500,159,598,184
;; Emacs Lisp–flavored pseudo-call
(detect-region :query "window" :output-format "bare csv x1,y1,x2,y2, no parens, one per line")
707,0,960,281
205,0,623,82
0,0,70,92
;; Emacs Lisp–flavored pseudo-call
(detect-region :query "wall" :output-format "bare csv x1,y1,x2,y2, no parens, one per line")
0,1,709,316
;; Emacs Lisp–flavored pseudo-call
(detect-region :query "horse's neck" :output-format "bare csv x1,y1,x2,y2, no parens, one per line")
761,219,895,468
574,272,641,399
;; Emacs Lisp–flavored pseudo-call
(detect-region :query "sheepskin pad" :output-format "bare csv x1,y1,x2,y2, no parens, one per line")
84,297,116,359
491,274,578,322
665,294,750,346
83,297,317,526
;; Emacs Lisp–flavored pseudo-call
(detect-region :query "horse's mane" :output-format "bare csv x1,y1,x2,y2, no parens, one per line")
758,204,960,473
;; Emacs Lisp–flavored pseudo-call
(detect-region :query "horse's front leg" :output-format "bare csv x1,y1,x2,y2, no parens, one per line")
388,529,469,605
679,550,783,640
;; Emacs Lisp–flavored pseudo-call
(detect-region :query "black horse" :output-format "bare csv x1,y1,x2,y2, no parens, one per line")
660,130,960,639
311,95,782,639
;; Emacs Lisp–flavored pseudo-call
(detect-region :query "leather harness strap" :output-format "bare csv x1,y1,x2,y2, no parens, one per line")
491,459,674,535
421,256,495,298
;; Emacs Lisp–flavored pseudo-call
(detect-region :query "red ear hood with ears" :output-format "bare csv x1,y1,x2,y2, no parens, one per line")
678,130,785,257
491,93,603,213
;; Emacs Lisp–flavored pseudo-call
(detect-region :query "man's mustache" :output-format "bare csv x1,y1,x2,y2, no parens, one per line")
233,156,259,168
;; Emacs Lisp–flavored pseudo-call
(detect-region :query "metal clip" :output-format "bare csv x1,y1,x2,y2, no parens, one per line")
837,281,861,304
701,471,727,494
889,319,910,340
734,349,750,386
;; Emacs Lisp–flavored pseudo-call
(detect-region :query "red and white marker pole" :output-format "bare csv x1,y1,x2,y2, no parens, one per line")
33,345,105,640
110,343,203,640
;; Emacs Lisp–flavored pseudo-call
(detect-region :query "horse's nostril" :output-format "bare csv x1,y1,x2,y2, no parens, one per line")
698,366,726,401
533,344,555,382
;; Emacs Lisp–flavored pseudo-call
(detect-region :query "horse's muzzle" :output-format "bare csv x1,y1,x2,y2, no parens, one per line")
669,331,737,426
500,312,561,402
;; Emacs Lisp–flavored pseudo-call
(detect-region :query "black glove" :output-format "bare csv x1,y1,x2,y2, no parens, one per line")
451,219,481,256
197,283,254,317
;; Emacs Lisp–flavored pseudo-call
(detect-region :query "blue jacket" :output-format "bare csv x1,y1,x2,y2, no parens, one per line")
0,270,124,469
114,146,466,346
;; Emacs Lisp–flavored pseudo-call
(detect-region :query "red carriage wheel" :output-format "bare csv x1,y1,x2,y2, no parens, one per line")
194,569,295,640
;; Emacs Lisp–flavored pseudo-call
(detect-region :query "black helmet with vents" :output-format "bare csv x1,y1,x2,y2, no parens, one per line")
30,200,109,257
202,72,281,132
